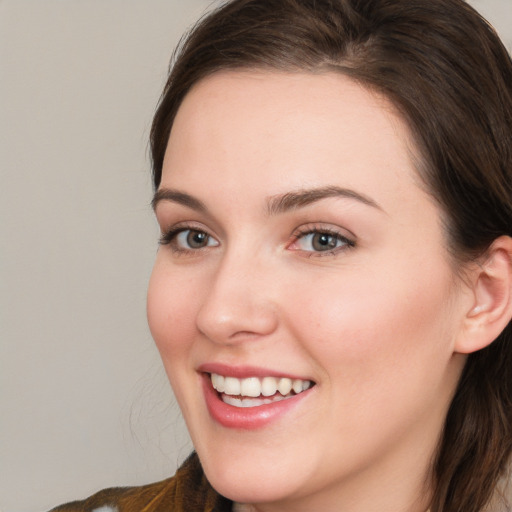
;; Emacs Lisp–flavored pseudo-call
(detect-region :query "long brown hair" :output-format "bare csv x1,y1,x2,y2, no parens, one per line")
150,1,512,510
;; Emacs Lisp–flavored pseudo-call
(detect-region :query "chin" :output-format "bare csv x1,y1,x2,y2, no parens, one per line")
197,445,312,505
207,470,298,506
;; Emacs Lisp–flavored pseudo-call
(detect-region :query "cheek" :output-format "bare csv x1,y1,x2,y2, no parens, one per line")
287,255,458,383
146,259,207,422
283,261,460,446
146,257,199,362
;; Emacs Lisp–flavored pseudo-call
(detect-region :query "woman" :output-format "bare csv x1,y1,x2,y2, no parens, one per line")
51,0,512,511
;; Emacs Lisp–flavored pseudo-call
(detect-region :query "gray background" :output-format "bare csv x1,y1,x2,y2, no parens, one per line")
1,1,511,511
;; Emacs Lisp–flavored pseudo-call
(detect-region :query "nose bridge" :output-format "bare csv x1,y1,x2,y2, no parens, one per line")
196,242,278,344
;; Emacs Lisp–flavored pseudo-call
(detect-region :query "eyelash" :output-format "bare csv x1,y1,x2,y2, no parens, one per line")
288,225,355,257
158,223,355,257
159,223,217,255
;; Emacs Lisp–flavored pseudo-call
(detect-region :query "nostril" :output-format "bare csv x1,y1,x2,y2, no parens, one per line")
196,296,278,345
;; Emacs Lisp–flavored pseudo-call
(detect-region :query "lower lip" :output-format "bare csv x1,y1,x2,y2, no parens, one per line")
202,374,312,430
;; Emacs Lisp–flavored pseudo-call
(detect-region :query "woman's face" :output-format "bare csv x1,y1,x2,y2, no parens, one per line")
148,71,470,510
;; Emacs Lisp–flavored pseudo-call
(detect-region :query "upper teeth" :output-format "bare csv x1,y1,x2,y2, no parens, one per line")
210,374,312,397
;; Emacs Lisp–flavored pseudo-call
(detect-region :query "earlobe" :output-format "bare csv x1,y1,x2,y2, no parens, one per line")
455,236,512,354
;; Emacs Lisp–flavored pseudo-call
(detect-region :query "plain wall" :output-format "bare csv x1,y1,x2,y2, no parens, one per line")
1,2,210,511
1,1,511,511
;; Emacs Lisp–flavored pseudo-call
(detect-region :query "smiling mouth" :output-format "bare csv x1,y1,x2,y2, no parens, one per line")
209,373,314,408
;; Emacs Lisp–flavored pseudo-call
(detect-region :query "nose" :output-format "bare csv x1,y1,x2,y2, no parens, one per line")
196,252,279,344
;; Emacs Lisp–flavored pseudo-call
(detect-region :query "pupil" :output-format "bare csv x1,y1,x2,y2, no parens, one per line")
313,233,336,251
188,230,207,248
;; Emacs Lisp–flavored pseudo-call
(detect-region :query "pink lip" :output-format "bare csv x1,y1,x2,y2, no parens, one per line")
199,369,314,430
198,362,311,381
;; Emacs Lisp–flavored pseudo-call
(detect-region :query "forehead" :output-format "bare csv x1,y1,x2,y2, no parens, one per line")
162,70,425,214
170,70,408,154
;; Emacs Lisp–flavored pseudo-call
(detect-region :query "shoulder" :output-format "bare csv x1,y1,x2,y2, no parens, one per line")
48,453,232,512
48,476,175,512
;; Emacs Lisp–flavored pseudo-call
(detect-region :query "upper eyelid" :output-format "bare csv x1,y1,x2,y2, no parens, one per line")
154,196,359,235
160,220,212,235
291,223,356,240
159,223,217,246
158,220,356,249
288,224,357,254
292,230,355,245
155,209,225,239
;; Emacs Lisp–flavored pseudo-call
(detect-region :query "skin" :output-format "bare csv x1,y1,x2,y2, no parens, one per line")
147,71,474,512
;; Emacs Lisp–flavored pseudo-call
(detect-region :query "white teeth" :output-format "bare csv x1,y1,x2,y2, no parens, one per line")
278,378,292,395
211,373,225,393
261,376,278,397
292,379,303,394
210,373,313,401
224,376,241,396
240,377,261,397
222,394,288,408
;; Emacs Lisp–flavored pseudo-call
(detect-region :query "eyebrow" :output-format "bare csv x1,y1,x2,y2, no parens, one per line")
152,188,207,213
152,185,383,215
266,186,383,215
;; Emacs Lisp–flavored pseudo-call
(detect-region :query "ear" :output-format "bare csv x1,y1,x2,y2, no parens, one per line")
455,236,512,354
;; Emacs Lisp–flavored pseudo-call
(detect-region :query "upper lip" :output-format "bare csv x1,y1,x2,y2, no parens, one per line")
198,362,314,382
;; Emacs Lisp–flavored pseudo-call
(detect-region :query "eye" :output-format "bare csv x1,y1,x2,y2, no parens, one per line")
160,226,219,252
176,229,217,249
289,228,355,255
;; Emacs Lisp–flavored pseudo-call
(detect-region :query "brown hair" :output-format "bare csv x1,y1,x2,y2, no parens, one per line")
150,1,512,510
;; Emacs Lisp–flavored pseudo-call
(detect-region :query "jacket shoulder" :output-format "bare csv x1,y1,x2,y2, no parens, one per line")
48,477,175,512
47,453,232,512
